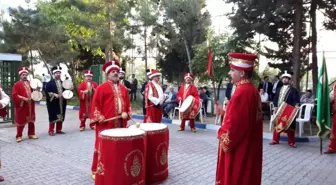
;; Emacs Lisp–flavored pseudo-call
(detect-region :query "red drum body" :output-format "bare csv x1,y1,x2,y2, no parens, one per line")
95,128,147,185
179,95,201,119
130,123,169,184
273,102,299,133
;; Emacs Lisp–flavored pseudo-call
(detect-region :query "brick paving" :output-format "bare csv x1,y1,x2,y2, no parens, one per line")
0,105,335,185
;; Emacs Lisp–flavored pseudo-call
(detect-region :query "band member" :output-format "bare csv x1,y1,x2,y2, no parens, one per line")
177,73,200,132
269,71,300,148
119,68,131,92
90,60,131,180
11,67,38,142
0,86,9,182
45,66,68,136
325,84,336,154
77,70,98,131
216,53,262,185
144,69,165,123
141,69,151,116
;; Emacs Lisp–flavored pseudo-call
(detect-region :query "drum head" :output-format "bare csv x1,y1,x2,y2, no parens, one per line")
62,90,73,99
31,91,43,101
180,96,194,112
129,123,167,131
62,79,73,89
30,79,42,89
100,128,145,137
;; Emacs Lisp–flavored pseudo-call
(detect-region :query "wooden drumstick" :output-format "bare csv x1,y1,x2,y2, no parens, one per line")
104,112,128,122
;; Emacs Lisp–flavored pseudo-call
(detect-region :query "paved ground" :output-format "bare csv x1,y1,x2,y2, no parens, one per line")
0,105,335,185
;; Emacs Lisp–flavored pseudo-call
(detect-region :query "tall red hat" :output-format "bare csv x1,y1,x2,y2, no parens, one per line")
184,73,193,80
17,66,29,75
83,70,93,77
228,52,257,71
148,69,161,79
102,60,120,74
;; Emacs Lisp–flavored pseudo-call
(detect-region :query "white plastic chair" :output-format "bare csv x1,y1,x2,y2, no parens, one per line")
296,103,314,137
269,102,275,131
172,100,182,120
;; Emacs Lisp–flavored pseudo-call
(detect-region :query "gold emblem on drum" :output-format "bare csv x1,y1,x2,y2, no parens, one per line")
160,148,167,165
124,149,144,178
130,156,141,177
156,142,168,166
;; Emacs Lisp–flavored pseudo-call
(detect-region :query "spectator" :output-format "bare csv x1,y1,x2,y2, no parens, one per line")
199,87,207,108
258,76,273,100
272,75,283,95
259,88,269,103
162,86,178,118
130,74,138,101
300,89,315,104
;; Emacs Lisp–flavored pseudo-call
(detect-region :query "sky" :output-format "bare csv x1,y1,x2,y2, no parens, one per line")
1,0,336,79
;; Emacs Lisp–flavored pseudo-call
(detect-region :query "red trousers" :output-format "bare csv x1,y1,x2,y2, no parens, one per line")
272,129,295,145
144,106,162,123
327,115,336,152
48,121,63,134
180,119,195,130
16,122,35,138
80,118,95,129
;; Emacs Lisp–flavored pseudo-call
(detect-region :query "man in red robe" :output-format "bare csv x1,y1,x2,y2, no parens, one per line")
11,67,39,143
0,86,10,182
144,69,165,123
90,60,132,180
77,70,98,131
177,73,200,132
216,53,263,185
325,84,336,154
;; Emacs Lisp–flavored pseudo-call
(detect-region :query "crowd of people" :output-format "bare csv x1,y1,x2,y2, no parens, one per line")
1,51,336,185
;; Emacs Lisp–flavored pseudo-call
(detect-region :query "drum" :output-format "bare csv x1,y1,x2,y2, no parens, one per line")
62,79,73,90
273,102,299,133
129,123,169,184
31,91,43,101
62,90,73,100
30,79,42,90
95,128,146,185
179,95,201,119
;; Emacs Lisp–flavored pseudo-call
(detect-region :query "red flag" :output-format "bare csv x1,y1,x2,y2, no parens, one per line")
207,47,213,77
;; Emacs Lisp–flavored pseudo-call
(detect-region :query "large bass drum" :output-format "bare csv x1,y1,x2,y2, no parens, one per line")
95,128,147,185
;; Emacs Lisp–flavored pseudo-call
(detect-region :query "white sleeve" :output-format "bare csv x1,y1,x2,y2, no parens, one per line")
0,89,10,107
148,85,160,105
330,91,334,102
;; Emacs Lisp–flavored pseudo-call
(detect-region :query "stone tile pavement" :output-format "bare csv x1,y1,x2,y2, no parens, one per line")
0,105,335,185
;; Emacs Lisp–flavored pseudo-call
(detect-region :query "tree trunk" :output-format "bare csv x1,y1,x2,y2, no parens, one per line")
292,0,303,90
65,61,79,103
37,48,52,77
183,39,193,73
310,0,318,94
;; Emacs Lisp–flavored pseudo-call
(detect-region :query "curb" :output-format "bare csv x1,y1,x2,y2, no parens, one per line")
35,101,321,142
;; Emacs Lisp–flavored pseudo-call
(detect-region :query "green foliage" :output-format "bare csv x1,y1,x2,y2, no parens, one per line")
156,0,211,82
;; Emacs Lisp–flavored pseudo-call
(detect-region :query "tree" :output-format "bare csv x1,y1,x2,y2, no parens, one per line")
192,33,260,99
154,0,211,82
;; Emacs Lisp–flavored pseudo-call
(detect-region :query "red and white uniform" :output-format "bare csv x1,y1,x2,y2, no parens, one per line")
90,60,132,176
176,73,200,130
11,67,36,139
216,53,262,185
77,70,98,129
144,69,165,123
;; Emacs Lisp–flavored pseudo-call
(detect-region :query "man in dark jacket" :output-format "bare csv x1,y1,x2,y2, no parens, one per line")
141,69,151,115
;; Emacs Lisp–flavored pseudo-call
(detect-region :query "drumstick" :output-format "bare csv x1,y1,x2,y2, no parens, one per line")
104,115,122,122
